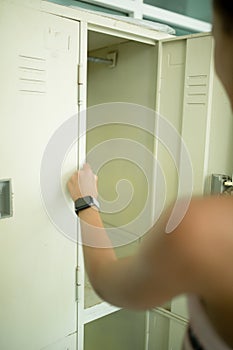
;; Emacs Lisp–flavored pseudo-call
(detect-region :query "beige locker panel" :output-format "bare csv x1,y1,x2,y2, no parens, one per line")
148,310,188,350
148,311,170,350
170,291,188,340
181,35,214,195
84,309,146,350
158,39,187,207
207,75,233,191
39,333,77,350
171,295,189,320
0,2,78,350
168,320,187,350
152,39,188,314
159,33,232,198
158,34,213,328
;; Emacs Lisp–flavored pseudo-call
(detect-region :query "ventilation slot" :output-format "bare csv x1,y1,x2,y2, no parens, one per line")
187,75,208,105
0,179,12,219
19,55,46,94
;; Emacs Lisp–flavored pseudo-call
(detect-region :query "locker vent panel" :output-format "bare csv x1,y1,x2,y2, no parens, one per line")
18,54,46,94
187,74,208,105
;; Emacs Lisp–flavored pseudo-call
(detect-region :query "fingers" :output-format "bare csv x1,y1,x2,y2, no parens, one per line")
71,164,95,181
70,171,78,184
67,163,98,201
82,163,91,171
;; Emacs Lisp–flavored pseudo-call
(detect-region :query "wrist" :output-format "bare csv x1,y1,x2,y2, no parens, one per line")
78,206,102,229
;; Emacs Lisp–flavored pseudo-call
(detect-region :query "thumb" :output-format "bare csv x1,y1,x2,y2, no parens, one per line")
83,163,91,171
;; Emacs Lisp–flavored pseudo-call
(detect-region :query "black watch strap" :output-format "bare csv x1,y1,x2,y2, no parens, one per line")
75,196,100,216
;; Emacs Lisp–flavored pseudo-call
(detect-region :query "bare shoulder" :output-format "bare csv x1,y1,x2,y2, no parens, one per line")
180,195,233,244
133,195,233,308
176,195,233,297
185,195,233,223
183,196,233,346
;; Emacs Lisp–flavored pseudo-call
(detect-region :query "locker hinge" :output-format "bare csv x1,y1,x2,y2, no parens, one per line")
76,266,81,285
77,64,85,106
75,266,81,301
77,64,85,85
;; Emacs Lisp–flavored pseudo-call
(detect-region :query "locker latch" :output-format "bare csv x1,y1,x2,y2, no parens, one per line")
0,179,13,219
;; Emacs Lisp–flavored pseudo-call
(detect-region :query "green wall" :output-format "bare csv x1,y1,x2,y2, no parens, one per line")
47,0,127,15
144,0,212,22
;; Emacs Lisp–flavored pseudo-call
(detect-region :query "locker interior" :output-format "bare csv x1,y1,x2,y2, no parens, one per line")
84,32,157,349
83,30,188,350
85,31,158,307
84,29,190,305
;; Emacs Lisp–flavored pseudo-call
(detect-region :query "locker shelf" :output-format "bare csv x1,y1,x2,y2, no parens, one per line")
84,302,120,325
85,280,103,309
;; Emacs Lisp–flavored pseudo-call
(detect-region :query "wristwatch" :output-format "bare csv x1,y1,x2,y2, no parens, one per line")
75,196,100,216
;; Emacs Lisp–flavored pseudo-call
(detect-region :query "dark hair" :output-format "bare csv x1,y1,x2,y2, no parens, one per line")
213,0,233,34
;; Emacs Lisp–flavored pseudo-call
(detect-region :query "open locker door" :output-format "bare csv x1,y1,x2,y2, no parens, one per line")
156,33,214,203
148,31,232,350
0,2,79,349
154,33,214,349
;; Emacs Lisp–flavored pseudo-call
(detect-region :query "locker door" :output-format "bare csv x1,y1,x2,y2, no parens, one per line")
155,33,214,349
181,35,214,195
159,33,232,199
0,3,79,350
155,39,189,336
156,38,187,208
157,33,214,200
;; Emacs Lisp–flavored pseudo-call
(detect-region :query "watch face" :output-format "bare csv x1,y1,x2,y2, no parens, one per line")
83,196,92,205
75,196,92,208
75,196,100,215
80,196,92,204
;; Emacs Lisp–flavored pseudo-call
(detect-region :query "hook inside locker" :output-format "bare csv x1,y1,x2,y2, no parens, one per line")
211,174,233,195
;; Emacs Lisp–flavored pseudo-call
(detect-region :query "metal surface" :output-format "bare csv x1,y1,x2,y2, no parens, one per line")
88,56,113,65
0,179,12,219
211,174,233,195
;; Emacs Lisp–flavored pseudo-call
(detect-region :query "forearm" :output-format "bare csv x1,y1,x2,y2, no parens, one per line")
78,207,117,289
68,166,197,310
79,208,143,307
68,166,149,308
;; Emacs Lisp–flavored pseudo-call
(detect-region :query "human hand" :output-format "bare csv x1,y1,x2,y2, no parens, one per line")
67,163,98,202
